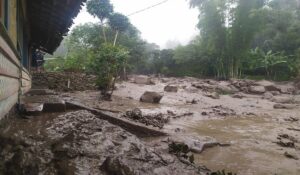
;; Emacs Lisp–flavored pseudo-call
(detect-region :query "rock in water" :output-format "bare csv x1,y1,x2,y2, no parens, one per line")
164,85,178,92
249,86,266,94
205,92,220,99
140,91,163,103
134,75,153,85
263,92,273,100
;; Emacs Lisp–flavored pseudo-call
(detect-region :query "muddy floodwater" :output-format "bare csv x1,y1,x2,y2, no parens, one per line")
64,76,300,175
1,75,300,174
179,116,300,175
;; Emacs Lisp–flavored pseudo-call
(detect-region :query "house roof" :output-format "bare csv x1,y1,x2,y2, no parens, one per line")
27,0,86,54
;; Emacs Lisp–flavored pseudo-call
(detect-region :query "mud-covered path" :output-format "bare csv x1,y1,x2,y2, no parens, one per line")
63,76,300,175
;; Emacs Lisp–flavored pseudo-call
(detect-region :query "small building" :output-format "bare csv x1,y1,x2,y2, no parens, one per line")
0,0,85,119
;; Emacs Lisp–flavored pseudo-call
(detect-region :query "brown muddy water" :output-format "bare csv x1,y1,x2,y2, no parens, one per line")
173,116,300,175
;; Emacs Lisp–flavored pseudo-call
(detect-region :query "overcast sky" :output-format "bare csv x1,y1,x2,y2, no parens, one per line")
72,0,199,48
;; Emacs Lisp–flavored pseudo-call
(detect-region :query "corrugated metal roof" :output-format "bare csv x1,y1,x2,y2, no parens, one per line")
27,0,86,54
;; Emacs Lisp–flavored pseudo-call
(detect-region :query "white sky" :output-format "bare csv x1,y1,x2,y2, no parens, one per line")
72,0,199,48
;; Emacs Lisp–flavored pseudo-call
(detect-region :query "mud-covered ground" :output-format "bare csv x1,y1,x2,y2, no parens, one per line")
62,75,300,175
0,110,209,175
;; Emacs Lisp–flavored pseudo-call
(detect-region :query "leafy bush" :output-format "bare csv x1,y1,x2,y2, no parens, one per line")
89,43,129,93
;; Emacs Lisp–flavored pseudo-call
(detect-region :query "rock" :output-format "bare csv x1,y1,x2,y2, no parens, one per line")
201,112,208,116
271,96,294,104
284,152,299,160
241,87,249,93
164,85,178,92
270,91,281,96
263,92,273,100
265,85,281,92
140,91,163,103
249,86,266,94
228,85,240,93
279,85,296,94
101,157,135,175
205,92,220,99
192,83,214,92
232,92,245,99
161,78,169,83
216,85,236,94
134,75,153,85
186,99,198,104
273,104,297,109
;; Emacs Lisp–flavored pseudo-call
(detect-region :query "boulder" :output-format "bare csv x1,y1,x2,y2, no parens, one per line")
140,91,163,103
249,86,266,94
232,92,245,99
216,85,236,94
134,75,153,85
164,85,178,92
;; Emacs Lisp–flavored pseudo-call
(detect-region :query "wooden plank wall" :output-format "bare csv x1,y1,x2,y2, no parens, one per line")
21,68,31,94
0,34,31,120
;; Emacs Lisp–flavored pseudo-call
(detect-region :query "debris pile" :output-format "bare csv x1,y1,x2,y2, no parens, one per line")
32,72,97,92
122,108,169,129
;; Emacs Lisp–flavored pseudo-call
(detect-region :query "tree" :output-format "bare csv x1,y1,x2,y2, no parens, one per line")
89,43,129,98
87,0,113,42
109,13,130,46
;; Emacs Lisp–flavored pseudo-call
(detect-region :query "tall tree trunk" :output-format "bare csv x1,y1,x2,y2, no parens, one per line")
113,30,119,46
101,21,107,43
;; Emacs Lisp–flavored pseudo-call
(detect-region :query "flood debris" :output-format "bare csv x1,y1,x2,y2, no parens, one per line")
284,117,299,122
167,136,230,154
122,108,169,129
276,134,298,148
210,105,236,117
